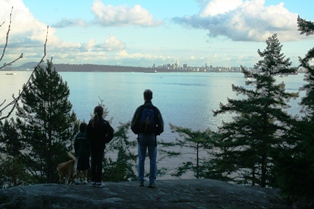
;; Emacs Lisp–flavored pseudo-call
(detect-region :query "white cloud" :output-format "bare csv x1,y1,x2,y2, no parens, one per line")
91,0,163,27
199,0,242,17
86,39,95,51
0,0,92,64
52,18,87,28
102,35,125,51
114,50,177,66
173,0,300,42
1,0,50,43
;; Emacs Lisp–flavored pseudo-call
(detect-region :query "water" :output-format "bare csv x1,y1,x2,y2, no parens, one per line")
0,71,306,141
0,71,307,179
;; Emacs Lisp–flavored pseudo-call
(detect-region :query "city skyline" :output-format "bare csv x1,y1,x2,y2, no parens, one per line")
1,0,313,68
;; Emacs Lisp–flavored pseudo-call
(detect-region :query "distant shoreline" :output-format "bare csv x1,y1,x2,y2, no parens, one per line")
2,62,246,73
2,62,306,73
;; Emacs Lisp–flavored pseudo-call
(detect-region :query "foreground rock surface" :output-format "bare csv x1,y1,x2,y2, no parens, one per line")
0,179,292,209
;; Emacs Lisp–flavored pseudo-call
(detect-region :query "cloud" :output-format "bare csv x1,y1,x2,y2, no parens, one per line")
95,35,126,52
172,0,300,42
103,35,125,51
52,18,87,28
1,0,48,42
78,36,125,53
199,0,243,17
0,0,90,63
113,50,178,67
85,39,95,51
1,0,57,64
1,0,167,67
91,0,163,27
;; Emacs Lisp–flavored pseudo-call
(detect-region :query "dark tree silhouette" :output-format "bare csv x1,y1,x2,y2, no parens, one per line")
213,34,297,187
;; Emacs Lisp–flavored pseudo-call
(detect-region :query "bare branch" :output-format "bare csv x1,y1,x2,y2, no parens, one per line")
0,7,24,70
0,22,49,120
0,99,6,107
0,7,13,63
35,26,49,69
0,53,23,69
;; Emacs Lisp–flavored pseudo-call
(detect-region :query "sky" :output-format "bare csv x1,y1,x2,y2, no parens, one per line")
1,0,313,68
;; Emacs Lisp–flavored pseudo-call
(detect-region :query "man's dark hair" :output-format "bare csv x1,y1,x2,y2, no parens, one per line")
144,89,153,101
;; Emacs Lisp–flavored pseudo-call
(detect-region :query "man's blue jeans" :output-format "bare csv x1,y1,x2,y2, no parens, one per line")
138,133,157,185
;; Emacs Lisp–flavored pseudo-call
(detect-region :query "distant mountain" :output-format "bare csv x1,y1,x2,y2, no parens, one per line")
12,62,192,72
52,63,162,72
14,62,176,72
15,62,39,70
0,62,36,71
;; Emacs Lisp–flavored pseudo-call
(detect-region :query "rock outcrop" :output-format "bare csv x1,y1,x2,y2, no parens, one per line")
0,179,292,209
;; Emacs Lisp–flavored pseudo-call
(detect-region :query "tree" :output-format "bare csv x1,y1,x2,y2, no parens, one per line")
169,124,216,179
0,119,32,187
15,60,78,183
213,34,297,187
103,122,137,182
274,16,314,208
0,7,49,187
0,119,23,156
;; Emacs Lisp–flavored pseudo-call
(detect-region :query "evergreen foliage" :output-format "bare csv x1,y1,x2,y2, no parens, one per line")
213,34,297,187
103,122,137,182
169,124,216,179
274,17,314,208
0,119,24,156
0,120,32,187
15,60,78,183
157,140,182,177
0,155,31,187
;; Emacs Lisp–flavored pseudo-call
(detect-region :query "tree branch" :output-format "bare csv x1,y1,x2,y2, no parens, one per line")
0,21,49,120
0,7,23,70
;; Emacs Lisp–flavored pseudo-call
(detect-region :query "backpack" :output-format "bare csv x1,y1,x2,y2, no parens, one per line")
139,106,155,134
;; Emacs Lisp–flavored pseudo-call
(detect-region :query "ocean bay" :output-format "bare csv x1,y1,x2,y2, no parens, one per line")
0,70,307,178
0,71,306,142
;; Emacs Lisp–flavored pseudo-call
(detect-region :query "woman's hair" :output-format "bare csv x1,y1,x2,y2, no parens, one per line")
92,105,103,127
80,122,87,132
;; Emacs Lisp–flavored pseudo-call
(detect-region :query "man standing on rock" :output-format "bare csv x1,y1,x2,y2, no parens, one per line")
131,89,164,188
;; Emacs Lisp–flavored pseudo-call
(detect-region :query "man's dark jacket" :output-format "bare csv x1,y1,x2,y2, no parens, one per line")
131,100,164,135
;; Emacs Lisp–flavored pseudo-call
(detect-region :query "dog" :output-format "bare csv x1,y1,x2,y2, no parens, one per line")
57,151,77,185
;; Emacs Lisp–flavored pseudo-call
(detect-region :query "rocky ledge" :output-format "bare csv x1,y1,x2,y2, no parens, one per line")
0,179,292,209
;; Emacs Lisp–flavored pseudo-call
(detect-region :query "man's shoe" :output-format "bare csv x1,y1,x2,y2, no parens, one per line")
91,182,96,187
82,179,88,184
139,181,144,187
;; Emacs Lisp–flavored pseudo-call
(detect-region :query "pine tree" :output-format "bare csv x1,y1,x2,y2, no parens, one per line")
213,34,297,187
15,60,78,183
0,117,33,187
103,122,137,181
169,124,215,179
0,119,23,156
274,17,314,207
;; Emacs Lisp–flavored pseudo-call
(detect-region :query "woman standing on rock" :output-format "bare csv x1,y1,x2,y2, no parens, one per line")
87,105,114,188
